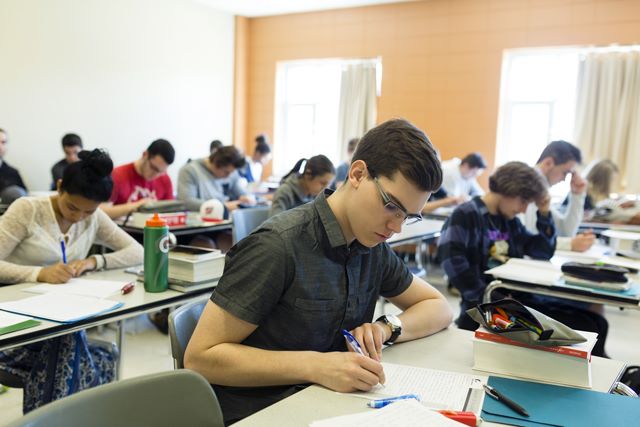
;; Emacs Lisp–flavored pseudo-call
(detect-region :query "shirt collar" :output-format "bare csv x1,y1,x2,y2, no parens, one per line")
313,189,370,255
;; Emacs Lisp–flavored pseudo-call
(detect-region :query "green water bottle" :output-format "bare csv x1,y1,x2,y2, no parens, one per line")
144,213,170,292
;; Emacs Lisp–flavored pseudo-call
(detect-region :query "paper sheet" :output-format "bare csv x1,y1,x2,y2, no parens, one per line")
0,311,35,328
0,293,123,323
349,363,486,413
24,278,130,299
309,399,462,427
485,258,562,286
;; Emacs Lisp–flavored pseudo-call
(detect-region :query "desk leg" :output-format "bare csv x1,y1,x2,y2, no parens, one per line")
413,241,426,277
115,320,124,380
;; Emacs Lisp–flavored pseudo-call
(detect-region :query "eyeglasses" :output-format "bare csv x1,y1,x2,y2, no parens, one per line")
373,177,423,225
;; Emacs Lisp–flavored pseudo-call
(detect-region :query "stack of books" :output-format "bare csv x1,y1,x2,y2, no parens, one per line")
168,245,225,292
472,327,598,388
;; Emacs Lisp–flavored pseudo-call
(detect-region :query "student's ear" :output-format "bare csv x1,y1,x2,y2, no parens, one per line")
539,157,555,171
348,160,367,189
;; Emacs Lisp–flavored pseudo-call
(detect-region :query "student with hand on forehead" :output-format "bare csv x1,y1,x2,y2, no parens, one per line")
184,119,453,424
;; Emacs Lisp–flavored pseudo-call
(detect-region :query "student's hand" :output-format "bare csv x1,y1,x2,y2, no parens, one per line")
620,200,636,209
37,263,77,284
570,172,587,194
130,198,151,212
312,351,386,392
67,257,97,277
224,200,242,212
348,322,389,362
536,192,551,215
239,194,257,206
571,231,596,252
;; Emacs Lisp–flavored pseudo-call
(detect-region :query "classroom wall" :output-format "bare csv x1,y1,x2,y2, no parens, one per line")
238,0,640,183
0,0,235,191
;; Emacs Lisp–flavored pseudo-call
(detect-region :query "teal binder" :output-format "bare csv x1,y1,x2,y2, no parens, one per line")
482,376,640,427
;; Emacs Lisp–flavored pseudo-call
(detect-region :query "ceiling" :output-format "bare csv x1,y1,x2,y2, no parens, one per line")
195,0,413,17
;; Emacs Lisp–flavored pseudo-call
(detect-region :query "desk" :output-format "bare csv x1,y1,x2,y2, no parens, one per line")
120,219,232,239
387,219,444,275
0,269,217,376
580,221,640,234
482,252,640,309
235,328,627,427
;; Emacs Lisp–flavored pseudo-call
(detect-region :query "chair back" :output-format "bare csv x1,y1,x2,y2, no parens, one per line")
231,206,270,244
8,370,224,427
168,300,207,369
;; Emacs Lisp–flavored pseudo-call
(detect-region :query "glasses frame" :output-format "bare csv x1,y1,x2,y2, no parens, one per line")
373,176,423,225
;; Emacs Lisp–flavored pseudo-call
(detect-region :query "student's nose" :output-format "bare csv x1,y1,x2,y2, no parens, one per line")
387,218,402,234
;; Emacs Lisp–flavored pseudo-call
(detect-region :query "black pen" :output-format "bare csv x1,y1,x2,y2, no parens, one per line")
483,384,529,417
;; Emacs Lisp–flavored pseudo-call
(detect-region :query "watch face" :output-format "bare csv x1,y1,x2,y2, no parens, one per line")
386,314,402,329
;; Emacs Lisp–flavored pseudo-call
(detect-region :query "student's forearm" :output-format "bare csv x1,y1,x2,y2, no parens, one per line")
185,343,322,387
395,297,452,342
100,203,135,219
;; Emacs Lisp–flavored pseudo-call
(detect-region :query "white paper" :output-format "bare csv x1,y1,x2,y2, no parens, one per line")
0,293,123,323
0,311,35,328
485,258,562,286
349,363,486,412
309,399,461,427
23,278,130,299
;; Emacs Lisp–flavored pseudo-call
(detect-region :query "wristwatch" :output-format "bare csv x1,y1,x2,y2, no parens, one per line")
376,314,402,344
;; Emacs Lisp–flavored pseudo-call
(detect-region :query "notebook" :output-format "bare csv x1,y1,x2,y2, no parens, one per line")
0,311,41,336
0,293,123,323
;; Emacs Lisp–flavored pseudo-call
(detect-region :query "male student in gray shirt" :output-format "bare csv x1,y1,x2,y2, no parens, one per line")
185,119,454,424
177,145,256,212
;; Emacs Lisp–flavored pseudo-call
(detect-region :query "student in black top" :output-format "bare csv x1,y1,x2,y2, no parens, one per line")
50,133,83,190
0,128,27,205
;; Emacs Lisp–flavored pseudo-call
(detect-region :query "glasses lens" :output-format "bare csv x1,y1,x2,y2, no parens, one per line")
405,216,422,225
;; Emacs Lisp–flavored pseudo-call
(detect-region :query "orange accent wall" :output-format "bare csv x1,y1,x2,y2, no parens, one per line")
233,16,249,151
236,0,640,182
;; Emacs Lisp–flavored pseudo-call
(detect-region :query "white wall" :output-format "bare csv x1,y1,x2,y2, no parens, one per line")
0,0,234,190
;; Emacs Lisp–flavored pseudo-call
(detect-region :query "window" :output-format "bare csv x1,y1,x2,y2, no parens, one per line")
273,58,381,177
496,48,580,197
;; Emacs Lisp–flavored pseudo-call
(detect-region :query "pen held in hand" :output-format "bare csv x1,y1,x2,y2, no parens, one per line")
341,329,385,388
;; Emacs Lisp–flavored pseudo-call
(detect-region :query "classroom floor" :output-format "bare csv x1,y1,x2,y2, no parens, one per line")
1,268,639,426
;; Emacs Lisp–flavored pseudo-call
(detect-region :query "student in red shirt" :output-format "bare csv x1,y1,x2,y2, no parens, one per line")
101,139,175,219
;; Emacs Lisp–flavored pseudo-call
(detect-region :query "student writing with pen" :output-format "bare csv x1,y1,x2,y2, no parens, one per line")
185,119,454,425
0,149,143,413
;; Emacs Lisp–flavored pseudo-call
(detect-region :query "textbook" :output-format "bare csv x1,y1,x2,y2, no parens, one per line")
168,277,219,293
168,246,225,283
473,327,597,388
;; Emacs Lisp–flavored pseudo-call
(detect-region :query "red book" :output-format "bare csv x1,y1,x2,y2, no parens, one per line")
474,329,594,359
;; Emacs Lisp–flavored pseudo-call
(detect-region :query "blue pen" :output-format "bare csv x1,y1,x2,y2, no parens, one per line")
367,394,421,408
60,240,67,264
341,329,365,356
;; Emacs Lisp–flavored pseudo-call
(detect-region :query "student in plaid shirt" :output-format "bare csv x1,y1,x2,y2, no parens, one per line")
438,161,555,330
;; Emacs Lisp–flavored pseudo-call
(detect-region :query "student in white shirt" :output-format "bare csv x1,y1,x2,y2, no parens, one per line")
239,134,272,186
440,153,487,199
0,149,143,413
521,141,595,252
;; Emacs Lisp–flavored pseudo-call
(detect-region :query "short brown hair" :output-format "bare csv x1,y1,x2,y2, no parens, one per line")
210,145,246,169
489,161,547,201
351,119,442,192
587,159,619,197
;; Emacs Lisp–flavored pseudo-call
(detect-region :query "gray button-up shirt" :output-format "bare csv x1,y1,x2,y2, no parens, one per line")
210,189,413,422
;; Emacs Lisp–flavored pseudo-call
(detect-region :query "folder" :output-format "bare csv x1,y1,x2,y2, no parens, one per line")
482,376,640,427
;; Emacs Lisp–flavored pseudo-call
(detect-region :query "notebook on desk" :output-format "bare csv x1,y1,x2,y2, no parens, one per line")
482,376,640,427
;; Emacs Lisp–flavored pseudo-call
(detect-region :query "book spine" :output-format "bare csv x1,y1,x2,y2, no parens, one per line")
474,330,588,359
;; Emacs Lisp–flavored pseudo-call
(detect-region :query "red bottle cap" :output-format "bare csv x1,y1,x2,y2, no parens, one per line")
145,213,167,227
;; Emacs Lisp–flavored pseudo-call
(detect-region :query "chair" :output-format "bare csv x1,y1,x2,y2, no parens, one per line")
168,300,207,369
231,206,270,244
7,370,224,427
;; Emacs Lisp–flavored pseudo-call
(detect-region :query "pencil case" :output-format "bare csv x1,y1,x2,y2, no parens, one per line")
466,298,587,347
561,262,630,283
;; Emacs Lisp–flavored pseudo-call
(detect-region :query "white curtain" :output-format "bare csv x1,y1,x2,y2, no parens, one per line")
336,62,377,161
573,51,640,193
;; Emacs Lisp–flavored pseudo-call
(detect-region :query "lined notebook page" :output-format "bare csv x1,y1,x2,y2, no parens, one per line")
24,279,129,299
0,293,123,323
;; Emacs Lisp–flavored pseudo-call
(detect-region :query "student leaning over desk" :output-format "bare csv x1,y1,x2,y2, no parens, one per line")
184,119,454,425
269,154,336,217
0,149,143,413
439,161,609,357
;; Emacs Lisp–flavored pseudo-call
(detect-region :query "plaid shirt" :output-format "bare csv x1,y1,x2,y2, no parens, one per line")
438,197,556,307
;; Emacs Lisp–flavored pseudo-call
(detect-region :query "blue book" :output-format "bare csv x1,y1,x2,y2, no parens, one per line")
482,376,640,427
